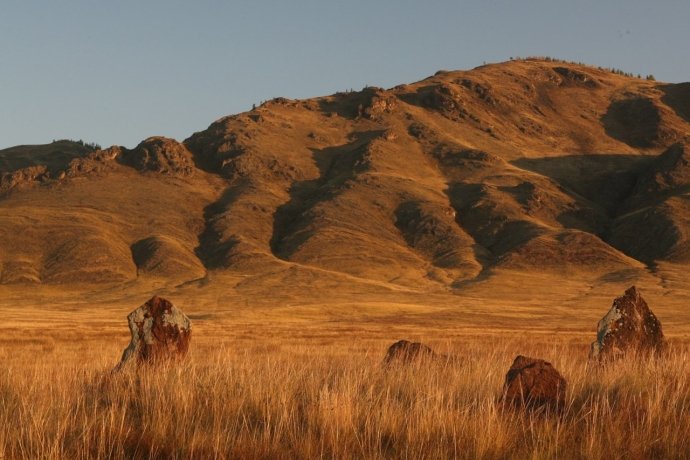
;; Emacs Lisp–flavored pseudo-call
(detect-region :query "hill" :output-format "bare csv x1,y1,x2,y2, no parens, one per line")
2,58,690,309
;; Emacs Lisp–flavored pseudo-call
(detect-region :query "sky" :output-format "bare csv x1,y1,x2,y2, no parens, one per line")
1,0,689,150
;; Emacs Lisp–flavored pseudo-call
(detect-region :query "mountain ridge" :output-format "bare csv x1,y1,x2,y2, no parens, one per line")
2,58,690,296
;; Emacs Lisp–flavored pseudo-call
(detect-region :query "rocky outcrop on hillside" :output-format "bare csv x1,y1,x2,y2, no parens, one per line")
119,137,195,176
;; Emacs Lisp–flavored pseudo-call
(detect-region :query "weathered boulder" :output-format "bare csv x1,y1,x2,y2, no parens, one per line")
116,296,191,370
383,340,436,365
502,355,567,412
590,286,665,362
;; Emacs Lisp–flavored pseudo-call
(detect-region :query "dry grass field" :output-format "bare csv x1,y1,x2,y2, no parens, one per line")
2,271,690,459
3,328,690,459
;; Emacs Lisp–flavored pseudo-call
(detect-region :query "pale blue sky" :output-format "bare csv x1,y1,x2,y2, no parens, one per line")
1,1,688,149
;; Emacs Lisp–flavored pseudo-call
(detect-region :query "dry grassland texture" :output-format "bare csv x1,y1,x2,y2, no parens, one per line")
2,337,690,459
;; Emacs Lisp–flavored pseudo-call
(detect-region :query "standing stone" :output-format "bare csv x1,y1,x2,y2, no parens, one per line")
383,340,436,365
590,286,665,362
502,355,567,412
116,296,191,370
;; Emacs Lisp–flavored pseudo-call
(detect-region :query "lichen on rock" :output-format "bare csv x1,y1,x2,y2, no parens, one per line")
115,296,192,370
590,286,665,362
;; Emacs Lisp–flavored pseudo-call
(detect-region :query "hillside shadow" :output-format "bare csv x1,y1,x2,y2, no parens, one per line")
512,154,653,216
601,97,661,148
194,184,244,269
440,183,497,274
442,154,671,278
445,182,544,256
270,130,384,259
660,83,690,124
511,153,684,269
439,181,547,287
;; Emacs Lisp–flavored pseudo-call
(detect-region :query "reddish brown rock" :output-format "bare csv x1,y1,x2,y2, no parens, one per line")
0,165,49,193
65,147,120,177
502,355,567,412
359,91,397,119
590,286,665,362
116,296,192,370
119,137,195,176
383,340,436,365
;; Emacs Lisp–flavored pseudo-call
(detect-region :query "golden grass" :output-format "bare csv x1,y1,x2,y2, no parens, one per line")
3,276,690,458
2,335,690,459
